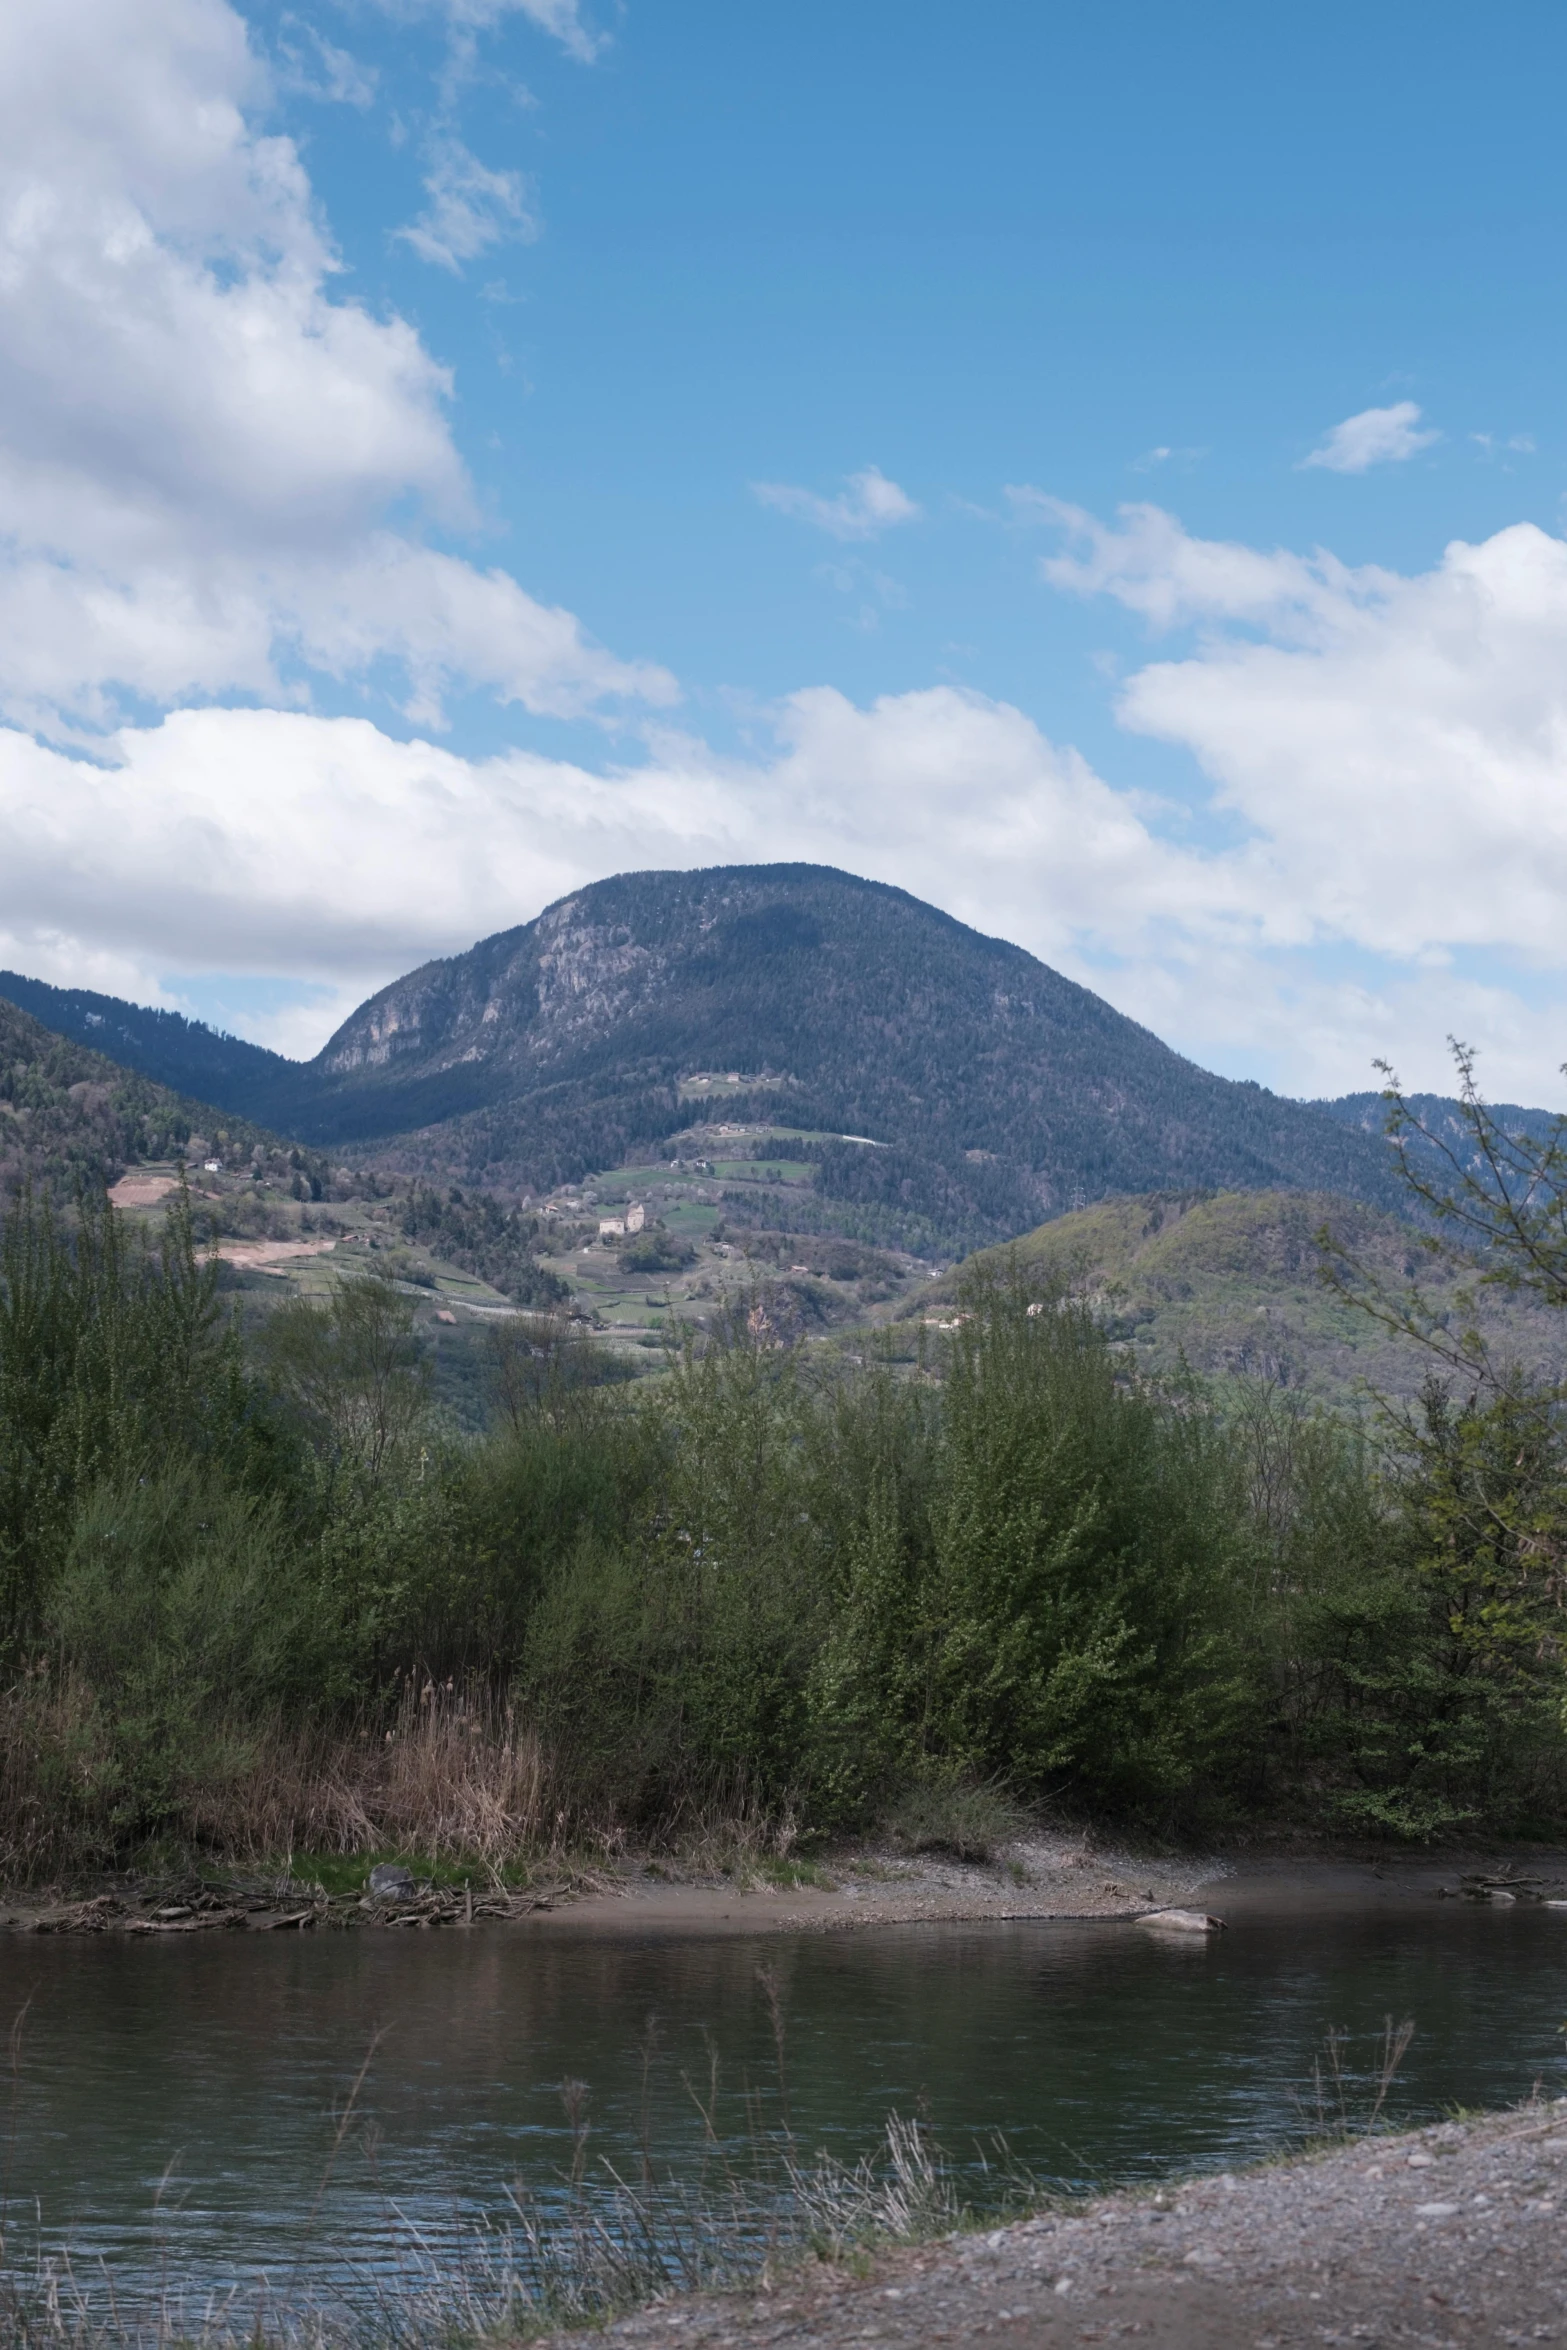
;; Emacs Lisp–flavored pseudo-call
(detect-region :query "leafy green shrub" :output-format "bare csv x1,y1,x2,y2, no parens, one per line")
618,1225,697,1274
0,1185,280,1662
1306,1378,1567,1837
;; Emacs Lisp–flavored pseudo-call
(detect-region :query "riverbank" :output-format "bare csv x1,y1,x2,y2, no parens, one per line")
4,1830,1563,1935
543,2096,1567,2349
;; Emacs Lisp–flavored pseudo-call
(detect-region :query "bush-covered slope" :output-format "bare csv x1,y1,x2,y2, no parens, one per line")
934,1186,1566,1401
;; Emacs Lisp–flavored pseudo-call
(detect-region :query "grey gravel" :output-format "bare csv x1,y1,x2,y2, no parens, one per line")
550,2096,1567,2348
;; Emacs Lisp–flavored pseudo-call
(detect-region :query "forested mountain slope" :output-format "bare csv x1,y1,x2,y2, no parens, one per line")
0,997,278,1197
0,971,303,1130
1314,1088,1563,1169
1,866,1433,1255
292,866,1411,1250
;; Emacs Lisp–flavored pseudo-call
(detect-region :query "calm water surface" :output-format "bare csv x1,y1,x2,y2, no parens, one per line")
0,1903,1563,2297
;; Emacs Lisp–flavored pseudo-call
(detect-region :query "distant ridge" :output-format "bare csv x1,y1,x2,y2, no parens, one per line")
931,1187,1566,1403
0,973,303,1130
1313,1088,1563,1173
8,867,1534,1254
0,993,283,1196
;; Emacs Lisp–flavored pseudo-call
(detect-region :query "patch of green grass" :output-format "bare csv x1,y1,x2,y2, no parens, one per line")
754,1855,833,1889
279,1851,538,1895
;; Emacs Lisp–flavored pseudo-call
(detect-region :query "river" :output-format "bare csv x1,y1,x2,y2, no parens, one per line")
0,1900,1562,2312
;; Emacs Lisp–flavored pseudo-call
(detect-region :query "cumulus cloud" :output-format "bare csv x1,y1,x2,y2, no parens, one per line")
1301,400,1440,473
1027,492,1381,630
1034,495,1567,1091
753,466,921,541
0,0,667,735
0,691,1229,1047
4,630,1566,1099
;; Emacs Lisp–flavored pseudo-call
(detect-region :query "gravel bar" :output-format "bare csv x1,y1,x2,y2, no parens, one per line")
563,2098,1567,2349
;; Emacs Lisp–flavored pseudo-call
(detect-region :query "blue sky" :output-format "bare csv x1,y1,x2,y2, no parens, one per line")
2,0,1566,1101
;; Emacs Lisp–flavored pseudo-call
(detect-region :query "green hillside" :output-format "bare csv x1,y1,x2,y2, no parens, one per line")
924,1187,1565,1402
0,996,286,1198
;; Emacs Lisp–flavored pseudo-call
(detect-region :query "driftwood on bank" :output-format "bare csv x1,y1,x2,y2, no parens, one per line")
4,1873,577,1935
1437,1870,1567,1904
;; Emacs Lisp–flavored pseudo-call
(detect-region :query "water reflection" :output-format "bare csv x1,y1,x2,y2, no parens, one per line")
0,1906,1562,2298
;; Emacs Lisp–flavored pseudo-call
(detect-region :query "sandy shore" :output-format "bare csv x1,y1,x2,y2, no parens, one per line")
5,1834,1562,1936
516,1834,1567,1939
519,1830,1221,1938
545,2097,1567,2348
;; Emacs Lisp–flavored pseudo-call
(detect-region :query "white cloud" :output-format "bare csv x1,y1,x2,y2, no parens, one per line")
4,636,1566,1101
1035,496,1567,1092
405,0,607,64
753,466,921,542
1301,400,1440,473
0,0,667,736
1028,492,1380,630
0,693,1223,1048
274,20,377,107
395,136,538,271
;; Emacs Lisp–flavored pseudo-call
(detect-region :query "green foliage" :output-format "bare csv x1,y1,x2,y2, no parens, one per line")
0,994,285,1199
399,1182,569,1306
44,1464,329,1841
0,1185,271,1658
257,1271,433,1481
1,1165,1565,1870
1227,1375,1567,1838
1313,1380,1567,1838
803,1282,1255,1820
921,1283,1252,1804
882,1776,1028,1862
519,1341,828,1816
1305,1042,1567,1833
617,1223,697,1274
944,1187,1564,1408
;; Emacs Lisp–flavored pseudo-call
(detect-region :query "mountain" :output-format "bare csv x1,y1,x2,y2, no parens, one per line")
287,865,1422,1251
0,996,283,1198
0,972,303,1131
2,867,1419,1256
931,1188,1567,1403
1314,1088,1563,1174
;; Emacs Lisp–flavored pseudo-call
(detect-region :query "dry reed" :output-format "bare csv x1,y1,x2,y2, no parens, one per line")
0,1674,574,1881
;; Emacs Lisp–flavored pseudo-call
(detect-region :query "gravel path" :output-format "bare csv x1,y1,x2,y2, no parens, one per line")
565,2100,1567,2349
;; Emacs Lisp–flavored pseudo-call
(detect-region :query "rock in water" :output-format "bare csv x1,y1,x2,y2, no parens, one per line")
368,1863,416,1899
1135,1908,1227,1934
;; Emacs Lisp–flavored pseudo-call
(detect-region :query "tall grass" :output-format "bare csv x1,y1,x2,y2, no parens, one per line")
0,1676,563,1881
0,2064,996,2347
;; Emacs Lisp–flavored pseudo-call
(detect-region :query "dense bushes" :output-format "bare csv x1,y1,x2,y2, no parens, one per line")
1,1184,1565,1875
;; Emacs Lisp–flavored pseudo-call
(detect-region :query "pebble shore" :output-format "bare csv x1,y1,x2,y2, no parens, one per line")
563,2099,1567,2350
